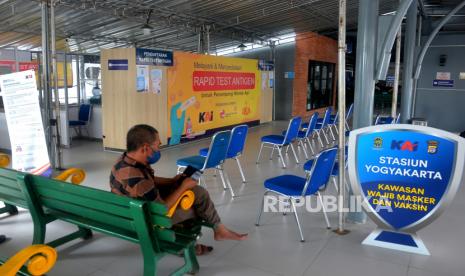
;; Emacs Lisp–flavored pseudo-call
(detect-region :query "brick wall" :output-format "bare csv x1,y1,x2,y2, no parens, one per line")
292,32,338,120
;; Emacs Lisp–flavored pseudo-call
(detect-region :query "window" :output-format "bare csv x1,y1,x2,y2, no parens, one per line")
306,60,335,111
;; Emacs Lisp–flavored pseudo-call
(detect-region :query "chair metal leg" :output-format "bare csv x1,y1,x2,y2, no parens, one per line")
316,130,324,147
290,198,305,242
306,137,315,155
332,177,339,192
329,125,336,141
283,198,290,215
269,146,274,160
256,143,264,164
235,157,247,183
222,166,236,197
256,191,270,226
322,127,330,145
277,146,287,168
299,139,309,160
345,121,351,131
217,166,228,190
317,191,331,229
289,143,299,164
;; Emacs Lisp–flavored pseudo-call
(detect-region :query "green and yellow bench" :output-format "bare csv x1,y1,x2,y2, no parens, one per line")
0,244,57,276
0,167,207,275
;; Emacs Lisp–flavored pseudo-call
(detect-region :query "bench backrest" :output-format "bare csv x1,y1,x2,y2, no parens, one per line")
21,174,177,253
0,167,27,208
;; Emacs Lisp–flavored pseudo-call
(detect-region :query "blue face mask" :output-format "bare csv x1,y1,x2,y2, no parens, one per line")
147,147,161,164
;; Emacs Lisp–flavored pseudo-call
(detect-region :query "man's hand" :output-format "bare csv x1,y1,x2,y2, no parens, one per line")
173,174,185,184
181,177,197,190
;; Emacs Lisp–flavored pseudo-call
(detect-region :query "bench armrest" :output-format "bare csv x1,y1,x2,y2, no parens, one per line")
0,154,10,168
0,245,57,276
54,168,86,184
167,190,195,218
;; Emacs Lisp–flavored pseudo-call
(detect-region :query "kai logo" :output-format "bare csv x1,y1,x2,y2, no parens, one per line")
391,140,418,152
199,111,213,123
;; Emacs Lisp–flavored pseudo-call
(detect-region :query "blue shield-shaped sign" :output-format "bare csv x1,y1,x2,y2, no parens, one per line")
348,124,465,254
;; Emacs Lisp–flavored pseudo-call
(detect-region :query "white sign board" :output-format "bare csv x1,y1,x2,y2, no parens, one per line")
0,70,51,176
436,72,450,80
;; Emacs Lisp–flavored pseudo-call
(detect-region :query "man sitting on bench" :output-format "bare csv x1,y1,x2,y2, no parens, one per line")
110,124,247,254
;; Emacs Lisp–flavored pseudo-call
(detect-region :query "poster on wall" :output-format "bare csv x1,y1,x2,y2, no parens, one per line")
167,52,260,145
0,70,52,176
150,68,162,94
348,124,465,255
136,65,149,93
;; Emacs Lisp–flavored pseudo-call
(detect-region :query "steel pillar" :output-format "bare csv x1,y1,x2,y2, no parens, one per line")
353,0,378,129
335,0,349,235
50,0,63,168
349,0,379,224
400,0,418,123
392,26,401,118
41,0,54,168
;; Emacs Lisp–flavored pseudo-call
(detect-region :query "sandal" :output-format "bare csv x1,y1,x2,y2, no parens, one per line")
195,244,213,256
178,243,213,257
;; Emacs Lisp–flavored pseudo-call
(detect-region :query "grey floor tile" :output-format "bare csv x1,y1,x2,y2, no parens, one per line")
304,248,409,276
220,227,328,276
407,267,456,276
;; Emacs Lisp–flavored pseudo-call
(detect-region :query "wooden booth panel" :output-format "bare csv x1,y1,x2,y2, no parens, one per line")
260,72,273,123
101,48,168,150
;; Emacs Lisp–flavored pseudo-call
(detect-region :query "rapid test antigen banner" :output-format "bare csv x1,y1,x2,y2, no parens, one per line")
0,70,52,176
167,52,260,145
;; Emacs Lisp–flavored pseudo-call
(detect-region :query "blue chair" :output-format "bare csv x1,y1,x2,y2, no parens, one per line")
256,147,338,242
69,104,92,137
176,130,236,196
327,111,339,142
199,125,248,183
314,108,332,147
303,146,348,193
283,113,319,159
256,117,302,168
331,103,354,137
301,106,332,129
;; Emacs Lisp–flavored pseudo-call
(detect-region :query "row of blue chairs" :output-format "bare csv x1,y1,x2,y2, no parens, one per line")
176,125,248,197
256,104,353,169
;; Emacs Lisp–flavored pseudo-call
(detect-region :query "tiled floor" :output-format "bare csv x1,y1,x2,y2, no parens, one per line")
1,121,464,276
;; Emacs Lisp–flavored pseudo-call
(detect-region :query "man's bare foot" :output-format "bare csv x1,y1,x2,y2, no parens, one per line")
214,224,248,241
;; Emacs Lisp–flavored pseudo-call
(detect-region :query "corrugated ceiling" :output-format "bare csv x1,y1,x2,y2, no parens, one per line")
0,0,463,53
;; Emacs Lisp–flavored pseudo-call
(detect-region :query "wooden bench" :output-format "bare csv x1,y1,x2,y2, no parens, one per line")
17,173,203,276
